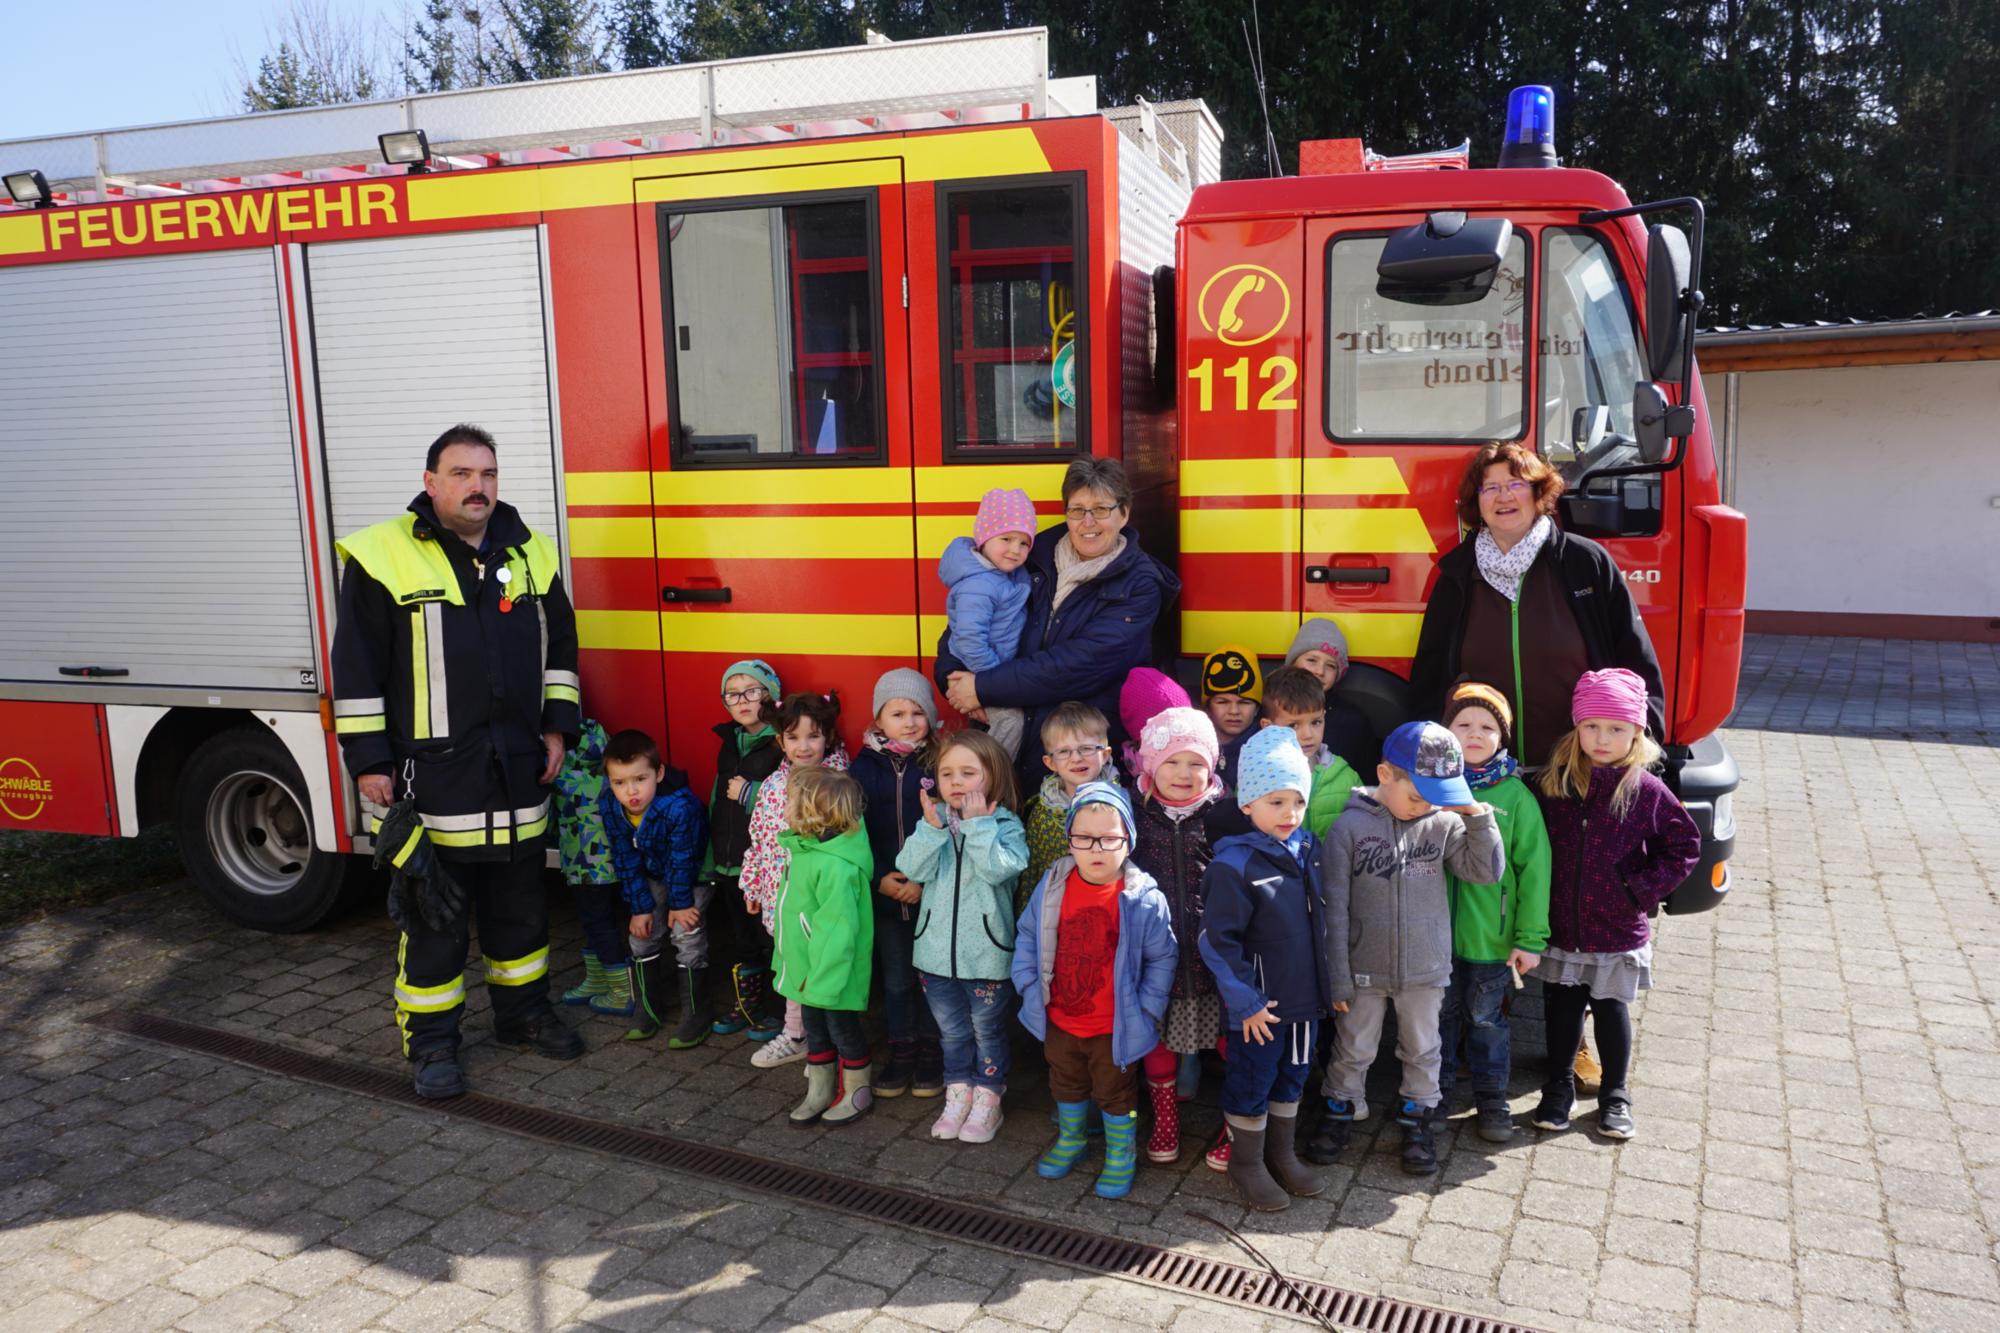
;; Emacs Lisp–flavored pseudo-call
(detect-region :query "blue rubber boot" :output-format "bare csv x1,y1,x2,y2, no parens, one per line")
1096,1110,1139,1199
1038,1101,1091,1179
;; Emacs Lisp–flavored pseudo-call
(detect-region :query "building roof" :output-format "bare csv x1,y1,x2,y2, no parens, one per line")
1695,311,2000,372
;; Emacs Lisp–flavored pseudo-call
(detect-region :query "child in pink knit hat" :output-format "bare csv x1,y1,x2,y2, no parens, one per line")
1118,667,1190,775
939,488,1039,757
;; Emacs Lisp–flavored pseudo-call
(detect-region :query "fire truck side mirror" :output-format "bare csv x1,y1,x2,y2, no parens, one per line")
1632,381,1697,465
1645,224,1693,382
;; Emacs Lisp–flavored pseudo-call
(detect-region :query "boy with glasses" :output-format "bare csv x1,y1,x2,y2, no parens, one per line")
1016,702,1116,912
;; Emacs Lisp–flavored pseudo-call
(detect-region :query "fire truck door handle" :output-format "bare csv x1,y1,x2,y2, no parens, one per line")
662,585,732,604
58,665,131,677
1306,565,1390,584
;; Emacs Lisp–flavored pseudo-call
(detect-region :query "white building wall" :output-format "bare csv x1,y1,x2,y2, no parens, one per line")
1733,359,2000,618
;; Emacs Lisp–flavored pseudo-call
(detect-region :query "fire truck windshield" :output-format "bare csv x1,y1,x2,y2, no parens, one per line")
1323,231,1528,442
1539,228,1647,480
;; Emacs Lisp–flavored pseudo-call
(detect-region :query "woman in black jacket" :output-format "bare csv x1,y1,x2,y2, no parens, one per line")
1409,442,1664,770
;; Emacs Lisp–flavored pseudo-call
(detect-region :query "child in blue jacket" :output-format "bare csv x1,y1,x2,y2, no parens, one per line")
1014,781,1176,1200
1198,725,1338,1213
939,487,1036,757
599,729,710,1047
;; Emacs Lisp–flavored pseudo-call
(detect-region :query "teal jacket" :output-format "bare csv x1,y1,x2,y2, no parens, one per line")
897,809,1029,981
1447,773,1551,962
772,827,876,1011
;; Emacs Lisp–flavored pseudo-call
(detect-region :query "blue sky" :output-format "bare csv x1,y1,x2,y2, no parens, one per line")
3,1,409,141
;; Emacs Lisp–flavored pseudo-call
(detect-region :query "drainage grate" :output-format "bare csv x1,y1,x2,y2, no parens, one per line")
91,1009,1544,1332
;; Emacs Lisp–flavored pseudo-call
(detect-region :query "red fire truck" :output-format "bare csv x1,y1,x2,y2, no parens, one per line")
0,32,1740,931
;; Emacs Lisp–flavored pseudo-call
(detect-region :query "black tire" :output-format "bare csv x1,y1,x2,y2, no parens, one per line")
175,725,349,933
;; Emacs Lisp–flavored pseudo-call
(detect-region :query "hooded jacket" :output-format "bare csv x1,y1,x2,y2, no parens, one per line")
1323,790,1505,997
1198,828,1336,1025
1128,793,1221,1002
552,719,618,886
896,807,1030,980
705,721,781,874
1449,771,1552,962
599,771,709,916
933,523,1181,783
772,826,877,1012
738,748,850,928
1013,856,1178,1067
940,535,1031,673
1539,766,1701,953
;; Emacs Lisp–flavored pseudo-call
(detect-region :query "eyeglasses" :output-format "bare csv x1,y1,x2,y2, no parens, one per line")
1064,504,1122,522
721,686,769,704
1067,833,1129,851
1478,480,1532,498
1049,744,1109,762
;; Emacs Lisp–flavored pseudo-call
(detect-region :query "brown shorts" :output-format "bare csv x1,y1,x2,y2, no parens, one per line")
1044,1024,1137,1116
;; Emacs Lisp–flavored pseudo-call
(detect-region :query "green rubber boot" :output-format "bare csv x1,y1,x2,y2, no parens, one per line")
1037,1101,1091,1178
589,963,635,1017
561,951,607,1006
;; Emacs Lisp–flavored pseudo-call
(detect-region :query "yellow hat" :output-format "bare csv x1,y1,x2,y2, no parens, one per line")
1200,644,1263,703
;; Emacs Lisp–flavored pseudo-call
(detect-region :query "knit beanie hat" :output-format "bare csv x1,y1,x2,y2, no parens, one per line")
721,658,781,700
1234,725,1312,805
1136,707,1222,801
1571,668,1649,728
1065,779,1136,846
1119,668,1190,745
1200,644,1263,702
1284,617,1350,679
1443,680,1514,749
872,667,938,728
973,487,1038,549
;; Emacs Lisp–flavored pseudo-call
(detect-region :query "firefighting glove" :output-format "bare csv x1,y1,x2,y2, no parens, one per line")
373,798,467,933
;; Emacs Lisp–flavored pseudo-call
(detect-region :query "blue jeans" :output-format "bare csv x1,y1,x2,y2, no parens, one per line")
571,882,628,966
1440,959,1513,1096
875,895,939,1045
1222,1018,1316,1118
919,973,1013,1090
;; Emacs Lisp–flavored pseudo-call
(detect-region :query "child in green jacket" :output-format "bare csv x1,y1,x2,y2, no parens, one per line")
1261,667,1361,841
773,768,877,1129
1439,682,1550,1143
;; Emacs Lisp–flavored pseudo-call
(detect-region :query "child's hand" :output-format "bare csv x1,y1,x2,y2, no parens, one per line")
1332,1000,1350,1014
1507,949,1540,976
667,907,700,932
1444,801,1491,817
959,788,992,820
726,776,746,802
919,789,944,828
745,898,758,915
629,913,652,940
879,872,919,904
1240,1002,1280,1046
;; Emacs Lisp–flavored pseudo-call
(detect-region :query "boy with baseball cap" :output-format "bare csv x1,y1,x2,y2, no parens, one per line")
1307,720,1506,1175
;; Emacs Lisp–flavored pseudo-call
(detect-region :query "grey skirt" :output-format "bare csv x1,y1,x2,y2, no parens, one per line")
1161,993,1224,1054
1531,943,1653,1005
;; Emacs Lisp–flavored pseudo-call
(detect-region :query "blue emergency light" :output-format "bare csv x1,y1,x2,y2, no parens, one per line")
1498,85,1559,169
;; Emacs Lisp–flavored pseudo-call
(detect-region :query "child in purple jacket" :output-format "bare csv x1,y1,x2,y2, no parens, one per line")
1530,669,1700,1142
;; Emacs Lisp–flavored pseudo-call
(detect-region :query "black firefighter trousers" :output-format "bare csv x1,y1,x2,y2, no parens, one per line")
394,836,552,1059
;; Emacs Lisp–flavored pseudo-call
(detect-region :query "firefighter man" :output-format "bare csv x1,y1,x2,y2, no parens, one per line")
332,423,585,1097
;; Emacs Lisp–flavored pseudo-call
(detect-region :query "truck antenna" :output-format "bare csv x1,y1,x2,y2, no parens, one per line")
1243,2,1281,176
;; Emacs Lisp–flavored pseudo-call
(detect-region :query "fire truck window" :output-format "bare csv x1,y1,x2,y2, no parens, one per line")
1323,232,1527,442
664,197,881,464
942,183,1085,457
1539,228,1646,475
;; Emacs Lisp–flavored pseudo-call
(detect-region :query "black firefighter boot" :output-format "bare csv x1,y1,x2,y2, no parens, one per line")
624,951,673,1041
494,1005,586,1061
412,1047,467,1100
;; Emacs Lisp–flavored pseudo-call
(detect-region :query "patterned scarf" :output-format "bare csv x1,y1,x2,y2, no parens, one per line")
1051,532,1127,612
1465,749,1519,790
1473,515,1552,603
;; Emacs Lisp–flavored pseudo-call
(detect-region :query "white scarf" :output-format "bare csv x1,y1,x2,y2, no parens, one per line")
1051,533,1126,612
1474,515,1552,603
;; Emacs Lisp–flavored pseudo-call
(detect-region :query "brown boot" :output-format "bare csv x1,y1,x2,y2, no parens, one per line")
1224,1115,1290,1212
1573,1037,1602,1095
1263,1101,1328,1197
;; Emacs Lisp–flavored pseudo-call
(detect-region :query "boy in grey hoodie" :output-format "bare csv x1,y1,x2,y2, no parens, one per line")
1306,721,1505,1175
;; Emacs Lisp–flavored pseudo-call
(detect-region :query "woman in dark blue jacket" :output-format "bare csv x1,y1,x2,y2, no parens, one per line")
936,457,1180,786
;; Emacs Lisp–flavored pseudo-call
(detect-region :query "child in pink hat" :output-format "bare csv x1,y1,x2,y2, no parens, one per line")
938,488,1039,756
1118,667,1191,775
1527,668,1701,1143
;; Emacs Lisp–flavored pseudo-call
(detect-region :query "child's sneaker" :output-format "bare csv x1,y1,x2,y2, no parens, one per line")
958,1087,1004,1144
931,1084,973,1140
1400,1105,1438,1176
1597,1096,1635,1140
1474,1090,1515,1143
1303,1097,1357,1164
751,1030,807,1068
911,1038,945,1099
876,1040,915,1097
1530,1087,1573,1132
1203,1124,1231,1172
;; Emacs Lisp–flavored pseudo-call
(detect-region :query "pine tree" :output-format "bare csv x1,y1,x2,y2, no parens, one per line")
610,0,668,69
491,0,608,82
245,42,322,111
404,0,460,93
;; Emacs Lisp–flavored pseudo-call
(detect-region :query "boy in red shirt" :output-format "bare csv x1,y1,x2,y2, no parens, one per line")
1014,782,1177,1199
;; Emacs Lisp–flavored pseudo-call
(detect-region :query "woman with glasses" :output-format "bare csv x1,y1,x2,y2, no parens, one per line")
1409,442,1665,771
937,457,1180,786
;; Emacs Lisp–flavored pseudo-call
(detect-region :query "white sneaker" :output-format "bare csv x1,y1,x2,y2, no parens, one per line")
931,1083,973,1140
957,1087,1004,1144
751,1030,808,1068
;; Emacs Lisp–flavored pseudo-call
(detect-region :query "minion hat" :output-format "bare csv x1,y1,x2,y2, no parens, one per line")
1443,681,1514,750
1200,644,1263,703
1235,724,1312,805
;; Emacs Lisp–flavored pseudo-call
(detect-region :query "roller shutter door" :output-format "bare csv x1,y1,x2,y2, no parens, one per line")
0,249,316,691
306,229,561,547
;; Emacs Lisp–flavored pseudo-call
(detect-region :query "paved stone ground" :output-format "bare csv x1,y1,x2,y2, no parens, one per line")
2,633,1997,1331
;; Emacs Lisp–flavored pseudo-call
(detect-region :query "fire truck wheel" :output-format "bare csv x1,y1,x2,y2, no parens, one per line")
176,726,347,933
